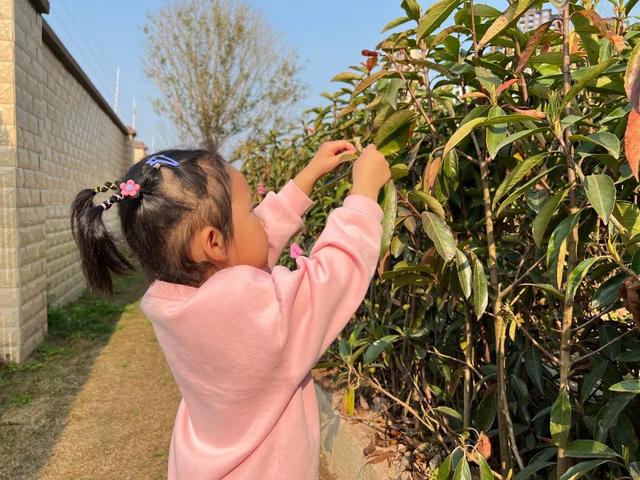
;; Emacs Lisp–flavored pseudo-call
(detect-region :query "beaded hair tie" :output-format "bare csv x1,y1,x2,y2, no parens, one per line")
93,180,141,210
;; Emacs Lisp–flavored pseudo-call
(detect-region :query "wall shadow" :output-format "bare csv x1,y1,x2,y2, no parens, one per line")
0,270,149,479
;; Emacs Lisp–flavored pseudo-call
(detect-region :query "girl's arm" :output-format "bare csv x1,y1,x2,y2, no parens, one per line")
270,193,384,385
252,179,315,270
252,141,355,270
270,144,388,385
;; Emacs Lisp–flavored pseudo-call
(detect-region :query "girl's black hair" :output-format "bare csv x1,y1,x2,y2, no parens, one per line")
70,149,233,294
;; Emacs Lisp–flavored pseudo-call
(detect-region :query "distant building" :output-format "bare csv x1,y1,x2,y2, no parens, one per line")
517,9,560,32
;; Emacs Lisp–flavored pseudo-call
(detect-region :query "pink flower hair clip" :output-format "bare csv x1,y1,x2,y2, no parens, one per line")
120,179,141,198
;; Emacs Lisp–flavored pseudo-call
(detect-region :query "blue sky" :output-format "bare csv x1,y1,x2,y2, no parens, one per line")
45,0,407,151
45,0,619,152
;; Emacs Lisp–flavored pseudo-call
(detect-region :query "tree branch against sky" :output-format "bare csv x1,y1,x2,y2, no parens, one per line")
143,0,305,154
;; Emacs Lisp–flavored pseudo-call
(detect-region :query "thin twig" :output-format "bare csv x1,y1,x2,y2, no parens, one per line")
574,329,635,363
499,255,546,300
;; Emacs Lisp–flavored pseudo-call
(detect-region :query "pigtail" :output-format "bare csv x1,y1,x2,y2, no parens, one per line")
70,184,134,295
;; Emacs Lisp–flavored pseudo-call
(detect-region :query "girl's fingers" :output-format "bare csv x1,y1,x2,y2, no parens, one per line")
324,140,356,155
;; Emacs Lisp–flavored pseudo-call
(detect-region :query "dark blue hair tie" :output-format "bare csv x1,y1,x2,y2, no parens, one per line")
145,154,180,169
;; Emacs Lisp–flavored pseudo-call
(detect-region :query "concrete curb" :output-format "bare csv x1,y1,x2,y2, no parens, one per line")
315,382,394,480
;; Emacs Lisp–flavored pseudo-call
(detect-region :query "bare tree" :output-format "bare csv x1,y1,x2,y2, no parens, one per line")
143,0,305,153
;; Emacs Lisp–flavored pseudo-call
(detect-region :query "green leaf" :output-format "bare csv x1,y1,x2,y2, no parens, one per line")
520,283,563,300
513,461,555,480
383,78,405,109
494,127,548,153
363,335,400,364
331,71,361,83
435,406,463,421
452,457,471,480
496,166,561,218
533,190,567,247
583,174,616,225
609,380,640,393
422,212,457,262
475,66,501,98
595,393,635,441
390,236,405,258
477,0,539,49
580,361,608,404
493,153,546,207
455,249,472,299
613,201,640,240
401,0,421,19
547,213,580,288
565,257,603,303
424,192,446,219
478,455,493,480
481,114,539,126
380,181,397,258
524,347,544,394
375,110,416,155
381,16,412,32
472,257,489,320
486,106,508,159
559,459,608,480
550,391,571,446
442,117,486,158
565,440,619,459
560,58,618,110
569,132,621,159
417,0,463,40
591,274,625,310
618,347,640,362
352,69,392,97
375,110,416,146
436,447,464,480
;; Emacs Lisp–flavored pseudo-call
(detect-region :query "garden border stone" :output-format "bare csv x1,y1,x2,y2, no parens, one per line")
313,372,395,480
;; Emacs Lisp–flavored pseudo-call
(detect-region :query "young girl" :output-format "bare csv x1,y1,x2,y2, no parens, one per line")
70,141,390,479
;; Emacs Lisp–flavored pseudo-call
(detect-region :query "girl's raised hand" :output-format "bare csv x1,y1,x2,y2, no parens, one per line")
308,140,357,177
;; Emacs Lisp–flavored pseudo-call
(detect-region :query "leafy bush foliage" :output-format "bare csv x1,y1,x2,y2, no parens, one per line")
240,0,640,478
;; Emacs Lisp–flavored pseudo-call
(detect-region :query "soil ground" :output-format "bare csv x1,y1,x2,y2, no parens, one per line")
0,271,336,479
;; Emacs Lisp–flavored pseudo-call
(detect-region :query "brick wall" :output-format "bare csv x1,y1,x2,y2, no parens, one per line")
0,0,135,363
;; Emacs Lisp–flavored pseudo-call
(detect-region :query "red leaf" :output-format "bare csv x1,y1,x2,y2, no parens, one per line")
497,79,518,96
510,106,546,120
365,56,379,72
578,10,626,54
625,109,640,180
515,21,553,73
362,49,380,57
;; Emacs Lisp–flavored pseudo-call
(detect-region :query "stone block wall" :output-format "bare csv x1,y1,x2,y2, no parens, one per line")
0,0,135,363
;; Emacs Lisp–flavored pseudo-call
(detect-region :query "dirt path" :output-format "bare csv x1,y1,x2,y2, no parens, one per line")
37,295,181,479
28,287,335,479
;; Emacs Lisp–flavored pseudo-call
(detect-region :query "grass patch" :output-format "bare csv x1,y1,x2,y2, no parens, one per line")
0,269,148,393
0,269,150,479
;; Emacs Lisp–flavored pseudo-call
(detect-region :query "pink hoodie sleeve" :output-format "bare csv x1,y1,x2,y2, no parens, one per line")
253,180,315,270
270,194,384,384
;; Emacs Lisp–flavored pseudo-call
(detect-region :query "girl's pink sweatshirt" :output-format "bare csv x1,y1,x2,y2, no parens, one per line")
140,179,383,479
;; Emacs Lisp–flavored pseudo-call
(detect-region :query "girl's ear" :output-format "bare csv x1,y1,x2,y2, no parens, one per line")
191,226,228,265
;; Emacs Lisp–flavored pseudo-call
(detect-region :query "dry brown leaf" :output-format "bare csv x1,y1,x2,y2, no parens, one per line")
620,276,640,326
423,156,442,193
516,21,553,73
476,432,493,460
366,451,396,465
